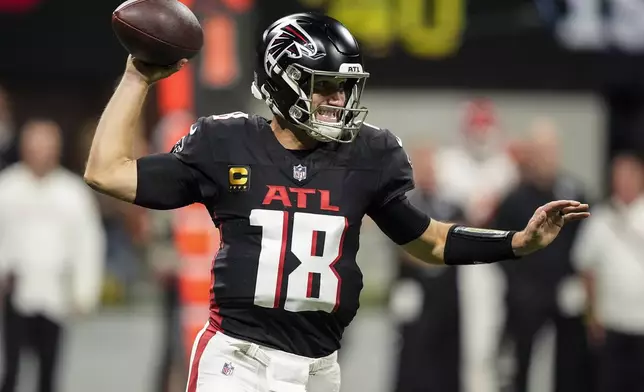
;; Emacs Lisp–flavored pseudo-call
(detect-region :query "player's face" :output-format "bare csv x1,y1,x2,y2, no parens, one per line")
310,76,347,123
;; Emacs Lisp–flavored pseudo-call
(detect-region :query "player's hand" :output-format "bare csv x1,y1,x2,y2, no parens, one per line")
124,55,188,85
512,200,590,256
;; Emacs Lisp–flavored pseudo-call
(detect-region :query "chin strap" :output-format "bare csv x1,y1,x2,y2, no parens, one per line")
251,82,263,100
251,82,287,121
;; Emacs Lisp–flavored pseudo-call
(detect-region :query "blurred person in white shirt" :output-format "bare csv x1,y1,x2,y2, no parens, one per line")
0,119,106,392
572,152,644,392
434,99,519,392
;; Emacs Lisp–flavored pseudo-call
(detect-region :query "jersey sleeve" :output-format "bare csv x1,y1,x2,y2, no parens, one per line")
369,194,431,245
134,117,218,209
369,129,415,210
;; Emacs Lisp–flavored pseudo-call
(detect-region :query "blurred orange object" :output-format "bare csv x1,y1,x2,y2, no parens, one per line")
157,37,217,363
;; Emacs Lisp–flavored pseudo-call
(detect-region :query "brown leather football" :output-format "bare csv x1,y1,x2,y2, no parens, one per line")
112,0,203,66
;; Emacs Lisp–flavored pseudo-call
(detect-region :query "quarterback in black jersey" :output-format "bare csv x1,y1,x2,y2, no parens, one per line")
85,12,590,392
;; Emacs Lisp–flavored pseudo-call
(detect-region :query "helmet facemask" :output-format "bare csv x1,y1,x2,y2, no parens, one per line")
254,62,370,143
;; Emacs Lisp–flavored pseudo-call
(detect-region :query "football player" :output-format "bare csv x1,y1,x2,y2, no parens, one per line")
84,12,590,392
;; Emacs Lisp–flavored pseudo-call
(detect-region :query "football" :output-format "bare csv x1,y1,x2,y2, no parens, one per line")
112,0,204,66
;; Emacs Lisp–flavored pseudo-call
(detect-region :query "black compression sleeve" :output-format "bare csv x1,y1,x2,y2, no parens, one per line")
369,195,431,245
443,226,519,265
134,154,202,210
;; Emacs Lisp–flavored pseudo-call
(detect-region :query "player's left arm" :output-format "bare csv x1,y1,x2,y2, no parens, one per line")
368,130,590,265
399,201,589,265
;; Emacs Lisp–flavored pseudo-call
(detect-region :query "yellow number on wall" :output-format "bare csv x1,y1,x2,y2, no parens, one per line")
398,0,464,58
296,0,463,58
327,0,395,56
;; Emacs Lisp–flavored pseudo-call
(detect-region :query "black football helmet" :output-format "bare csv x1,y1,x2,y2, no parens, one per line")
252,13,370,143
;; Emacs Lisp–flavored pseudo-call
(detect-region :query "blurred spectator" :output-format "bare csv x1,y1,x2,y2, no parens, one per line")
0,119,105,392
571,152,644,392
435,98,518,225
0,85,17,171
389,144,464,392
434,99,517,392
78,118,148,304
493,118,591,392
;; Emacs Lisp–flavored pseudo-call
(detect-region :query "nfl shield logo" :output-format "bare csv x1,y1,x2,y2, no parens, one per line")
293,164,307,181
221,362,235,376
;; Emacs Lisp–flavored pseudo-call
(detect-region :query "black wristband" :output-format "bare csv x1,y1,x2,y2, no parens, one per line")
443,225,519,265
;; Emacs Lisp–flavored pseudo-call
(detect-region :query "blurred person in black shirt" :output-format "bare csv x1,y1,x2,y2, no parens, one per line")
493,119,592,392
389,145,465,392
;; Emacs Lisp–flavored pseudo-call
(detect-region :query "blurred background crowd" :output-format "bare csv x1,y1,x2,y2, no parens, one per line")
0,0,644,391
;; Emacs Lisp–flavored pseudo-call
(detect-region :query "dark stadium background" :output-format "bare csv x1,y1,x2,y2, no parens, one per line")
0,1,642,391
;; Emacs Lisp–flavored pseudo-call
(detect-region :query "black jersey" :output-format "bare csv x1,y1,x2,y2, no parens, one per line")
140,112,415,357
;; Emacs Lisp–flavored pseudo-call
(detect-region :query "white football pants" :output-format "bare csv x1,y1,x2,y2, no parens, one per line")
186,325,341,392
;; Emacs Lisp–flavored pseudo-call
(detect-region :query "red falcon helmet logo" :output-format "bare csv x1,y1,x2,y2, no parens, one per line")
265,21,325,75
